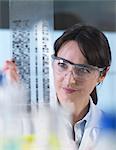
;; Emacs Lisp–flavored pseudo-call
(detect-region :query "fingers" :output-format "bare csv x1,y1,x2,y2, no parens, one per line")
3,60,19,82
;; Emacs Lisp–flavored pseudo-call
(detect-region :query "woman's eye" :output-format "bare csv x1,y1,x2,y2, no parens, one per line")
76,67,91,74
82,68,90,73
58,62,68,69
79,68,87,73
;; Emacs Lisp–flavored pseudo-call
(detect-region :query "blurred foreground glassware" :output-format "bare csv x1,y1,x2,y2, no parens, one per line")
0,69,76,149
0,103,77,150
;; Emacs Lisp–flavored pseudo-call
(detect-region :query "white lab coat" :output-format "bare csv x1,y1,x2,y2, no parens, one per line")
78,99,104,150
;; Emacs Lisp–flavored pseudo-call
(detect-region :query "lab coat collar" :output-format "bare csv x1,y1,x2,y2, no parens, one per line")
79,97,104,150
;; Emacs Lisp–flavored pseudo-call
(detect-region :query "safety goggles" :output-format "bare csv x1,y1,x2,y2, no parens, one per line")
51,55,105,80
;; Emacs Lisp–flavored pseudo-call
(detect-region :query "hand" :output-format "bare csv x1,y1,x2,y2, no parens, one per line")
3,60,19,82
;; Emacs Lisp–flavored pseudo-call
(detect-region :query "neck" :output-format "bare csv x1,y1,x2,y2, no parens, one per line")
72,100,90,125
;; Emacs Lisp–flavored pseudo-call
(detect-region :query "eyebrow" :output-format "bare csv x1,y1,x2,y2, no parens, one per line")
52,55,106,72
60,58,92,69
53,55,104,70
52,55,77,65
52,55,91,69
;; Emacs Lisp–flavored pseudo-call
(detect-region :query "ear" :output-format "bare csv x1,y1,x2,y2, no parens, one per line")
97,66,110,83
102,66,110,77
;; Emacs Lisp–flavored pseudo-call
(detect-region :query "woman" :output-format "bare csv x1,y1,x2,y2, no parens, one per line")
4,24,111,149
51,24,111,149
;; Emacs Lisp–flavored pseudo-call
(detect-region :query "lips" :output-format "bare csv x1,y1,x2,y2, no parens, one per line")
63,87,78,94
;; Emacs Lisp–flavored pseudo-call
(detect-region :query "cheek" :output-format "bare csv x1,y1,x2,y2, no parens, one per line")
53,73,63,90
53,73,66,102
84,78,98,94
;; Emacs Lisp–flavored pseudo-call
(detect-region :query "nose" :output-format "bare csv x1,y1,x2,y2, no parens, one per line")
64,71,76,84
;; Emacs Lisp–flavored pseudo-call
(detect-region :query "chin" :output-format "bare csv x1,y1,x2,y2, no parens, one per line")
58,96,73,104
58,98,75,113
